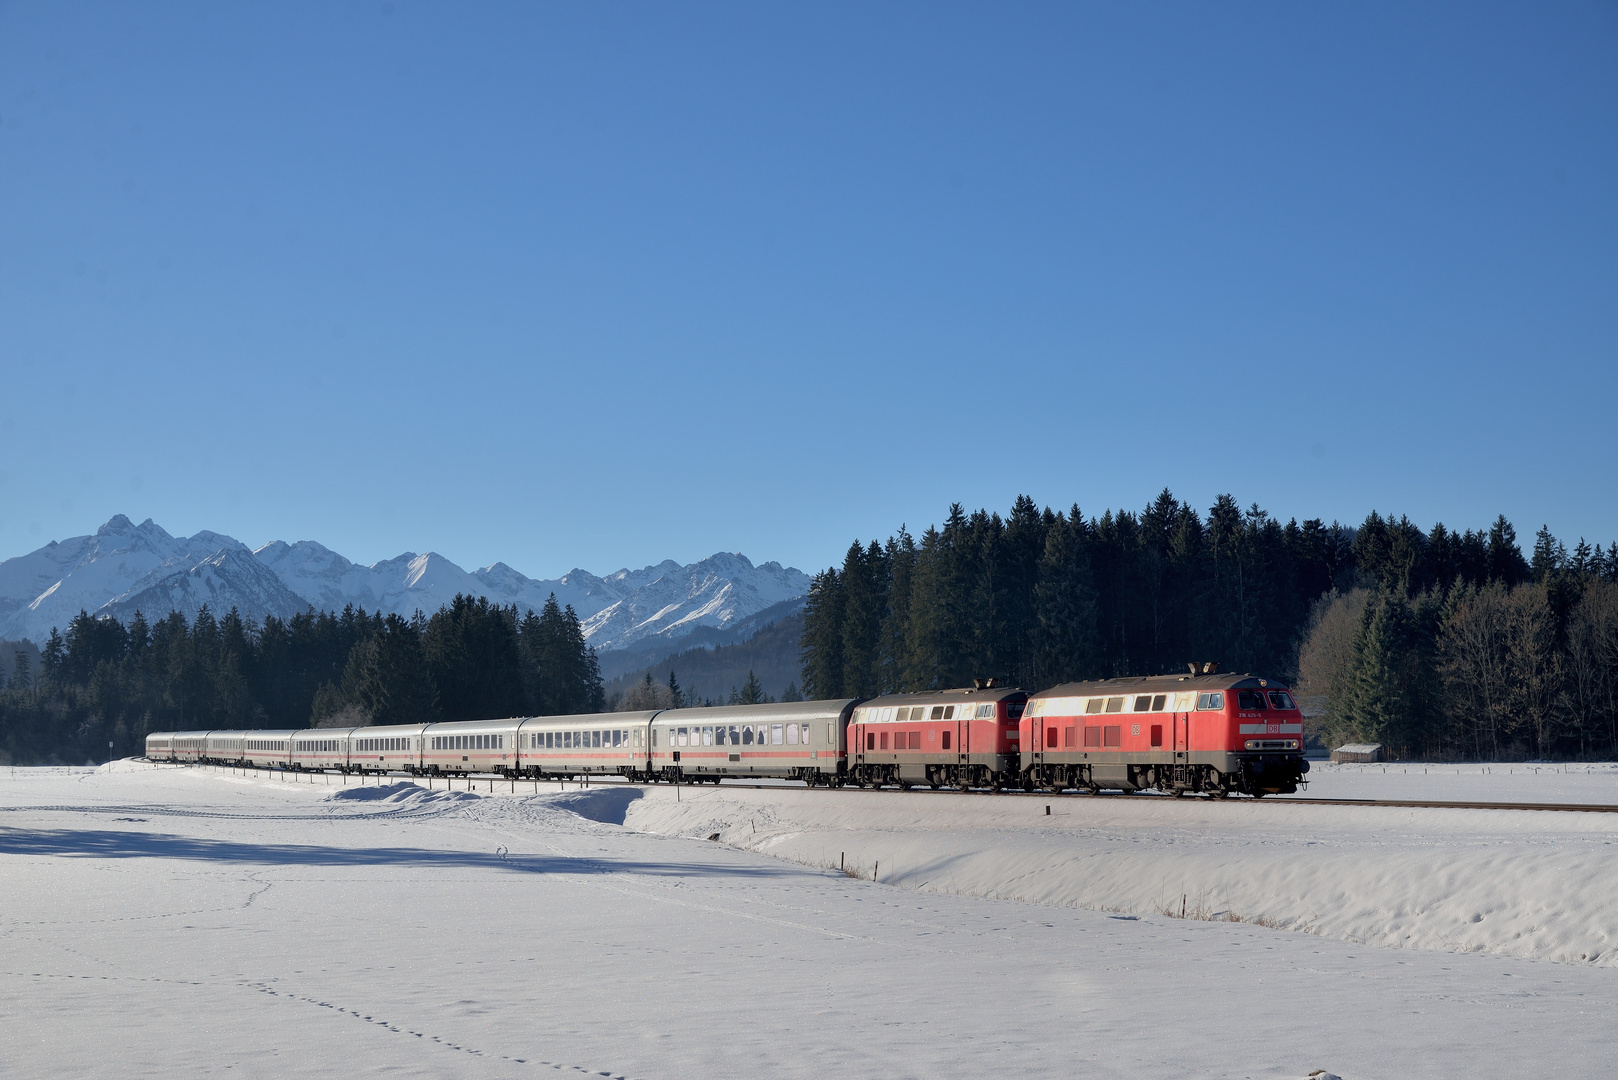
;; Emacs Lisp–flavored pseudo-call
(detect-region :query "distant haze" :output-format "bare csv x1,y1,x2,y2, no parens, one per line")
0,515,809,655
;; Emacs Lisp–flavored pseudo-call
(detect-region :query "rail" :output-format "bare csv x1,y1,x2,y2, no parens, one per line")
152,761,1618,815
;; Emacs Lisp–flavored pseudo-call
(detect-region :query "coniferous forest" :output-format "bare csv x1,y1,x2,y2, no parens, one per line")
798,492,1618,761
7,491,1618,764
0,594,603,765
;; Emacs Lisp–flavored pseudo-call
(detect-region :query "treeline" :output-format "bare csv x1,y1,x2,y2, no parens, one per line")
612,667,804,712
0,594,604,765
801,491,1356,696
800,493,1618,759
1300,522,1618,760
603,614,807,710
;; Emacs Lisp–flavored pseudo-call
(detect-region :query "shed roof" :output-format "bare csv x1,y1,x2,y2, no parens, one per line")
1333,743,1383,754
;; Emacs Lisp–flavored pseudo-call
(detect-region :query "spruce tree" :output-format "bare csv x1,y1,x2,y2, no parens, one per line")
799,568,845,698
1033,507,1099,684
738,669,769,705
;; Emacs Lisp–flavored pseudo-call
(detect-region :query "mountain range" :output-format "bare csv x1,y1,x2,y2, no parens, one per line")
0,515,811,657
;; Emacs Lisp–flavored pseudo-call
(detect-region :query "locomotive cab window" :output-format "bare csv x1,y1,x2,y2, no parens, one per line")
1267,691,1296,710
1195,692,1225,711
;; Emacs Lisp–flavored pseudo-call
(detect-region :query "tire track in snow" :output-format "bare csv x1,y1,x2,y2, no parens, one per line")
244,981,639,1079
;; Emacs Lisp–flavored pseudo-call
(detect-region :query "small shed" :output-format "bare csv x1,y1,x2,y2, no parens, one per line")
1331,743,1384,763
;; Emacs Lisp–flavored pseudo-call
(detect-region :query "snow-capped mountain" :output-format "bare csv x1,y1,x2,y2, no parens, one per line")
0,516,812,655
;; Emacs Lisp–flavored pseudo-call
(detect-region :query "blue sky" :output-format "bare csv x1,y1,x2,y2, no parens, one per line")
2,2,1615,577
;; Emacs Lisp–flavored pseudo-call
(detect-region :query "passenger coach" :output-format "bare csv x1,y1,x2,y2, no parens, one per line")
648,699,857,785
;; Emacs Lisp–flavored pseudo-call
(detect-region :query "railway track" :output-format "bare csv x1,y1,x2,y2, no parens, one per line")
173,762,1618,815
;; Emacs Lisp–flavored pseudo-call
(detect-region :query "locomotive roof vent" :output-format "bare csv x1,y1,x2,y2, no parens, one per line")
1187,661,1221,675
972,677,1000,690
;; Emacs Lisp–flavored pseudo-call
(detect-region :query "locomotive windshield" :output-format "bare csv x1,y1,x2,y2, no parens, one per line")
1006,702,1025,720
1267,690,1296,710
1237,690,1266,711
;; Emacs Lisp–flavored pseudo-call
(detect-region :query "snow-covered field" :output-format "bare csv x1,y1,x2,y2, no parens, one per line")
1296,759,1618,805
2,764,1615,1079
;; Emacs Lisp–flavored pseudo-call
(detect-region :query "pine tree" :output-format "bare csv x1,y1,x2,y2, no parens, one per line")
1343,590,1436,754
1032,507,1099,684
738,669,770,705
839,540,888,697
342,613,439,725
1488,516,1531,585
667,669,684,709
1531,524,1567,584
799,568,845,698
779,681,804,702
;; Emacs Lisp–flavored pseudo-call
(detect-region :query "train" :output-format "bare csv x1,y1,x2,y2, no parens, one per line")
144,669,1309,797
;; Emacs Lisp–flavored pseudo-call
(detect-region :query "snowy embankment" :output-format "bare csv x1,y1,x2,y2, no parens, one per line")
3,763,1616,1079
622,779,1618,967
1295,759,1618,804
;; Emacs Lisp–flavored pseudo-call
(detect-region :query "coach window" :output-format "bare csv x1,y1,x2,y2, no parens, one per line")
675,727,686,747
1133,696,1152,712
699,727,710,746
786,724,799,744
769,724,782,745
741,725,754,745
729,726,741,745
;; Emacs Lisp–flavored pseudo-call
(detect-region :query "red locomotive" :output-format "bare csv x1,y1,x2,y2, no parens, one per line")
1020,669,1309,797
847,682,1028,790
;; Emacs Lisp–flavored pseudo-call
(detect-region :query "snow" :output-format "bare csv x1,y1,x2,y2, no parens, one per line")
2,764,1615,1078
0,517,809,651
1296,760,1618,806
